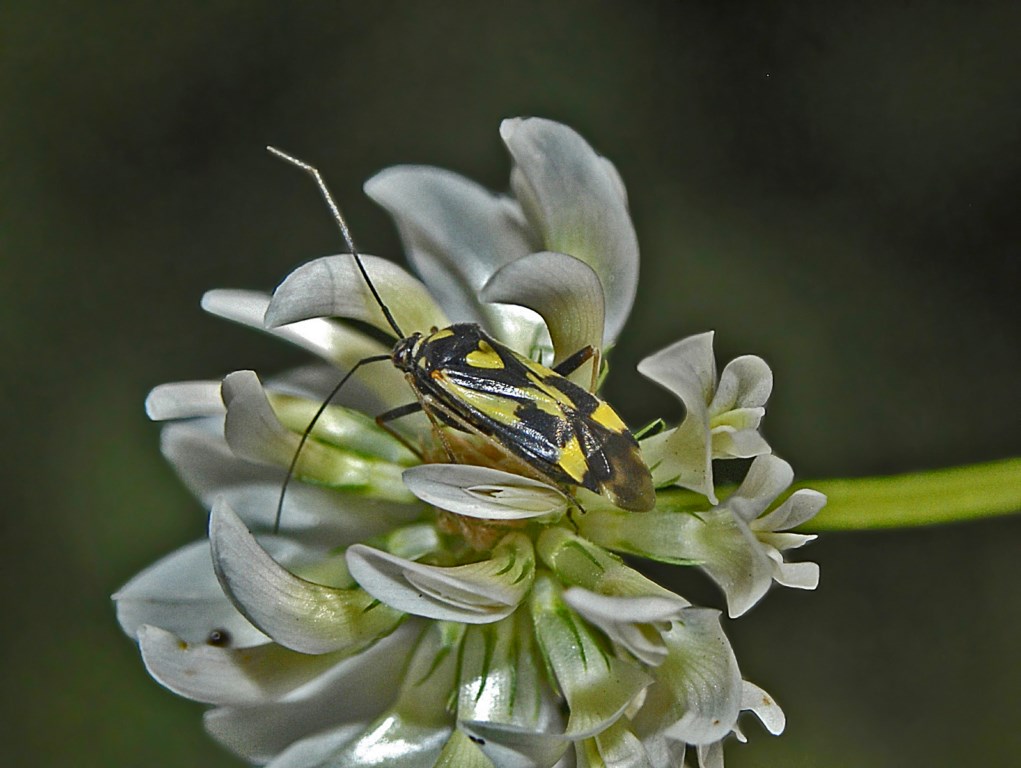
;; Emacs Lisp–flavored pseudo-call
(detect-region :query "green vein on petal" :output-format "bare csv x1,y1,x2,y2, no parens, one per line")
529,575,651,739
268,392,417,465
221,370,415,502
457,611,558,732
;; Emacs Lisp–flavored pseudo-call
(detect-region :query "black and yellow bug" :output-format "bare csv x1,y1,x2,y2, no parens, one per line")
269,147,655,528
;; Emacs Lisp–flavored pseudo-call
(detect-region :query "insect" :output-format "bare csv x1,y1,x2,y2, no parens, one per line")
268,147,655,530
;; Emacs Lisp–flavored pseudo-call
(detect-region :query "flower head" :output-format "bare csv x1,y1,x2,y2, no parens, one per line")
116,118,823,767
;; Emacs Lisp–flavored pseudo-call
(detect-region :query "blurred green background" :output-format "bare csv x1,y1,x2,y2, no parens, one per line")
3,2,1019,766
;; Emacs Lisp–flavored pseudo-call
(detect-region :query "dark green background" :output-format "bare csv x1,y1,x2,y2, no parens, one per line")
4,2,1019,766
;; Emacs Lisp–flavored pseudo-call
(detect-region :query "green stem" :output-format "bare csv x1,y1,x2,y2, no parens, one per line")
794,457,1021,531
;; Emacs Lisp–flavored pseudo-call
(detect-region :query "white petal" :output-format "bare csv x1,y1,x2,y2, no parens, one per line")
711,355,772,413
458,615,564,733
695,741,724,768
564,590,687,626
563,589,686,667
434,730,501,768
145,381,224,421
365,164,546,351
160,422,420,543
692,512,774,618
637,332,716,405
220,370,412,501
770,557,820,590
576,505,772,618
202,290,406,410
220,369,311,467
402,464,567,520
346,534,534,623
530,576,651,739
711,427,770,460
656,609,742,745
755,489,826,531
640,421,714,502
264,254,448,337
459,721,569,768
262,724,364,768
267,620,460,767
159,420,266,503
267,720,449,768
112,539,267,647
138,625,352,705
709,406,764,434
501,118,639,346
726,455,793,523
638,332,717,501
758,532,817,552
204,621,421,763
267,362,349,400
481,251,605,377
268,392,416,465
592,720,654,768
201,288,370,361
740,681,786,736
636,723,686,768
209,500,403,653
201,288,275,327
537,527,688,604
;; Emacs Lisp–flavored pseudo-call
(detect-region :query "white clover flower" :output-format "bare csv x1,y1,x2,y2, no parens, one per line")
638,331,773,504
115,117,823,767
578,453,822,619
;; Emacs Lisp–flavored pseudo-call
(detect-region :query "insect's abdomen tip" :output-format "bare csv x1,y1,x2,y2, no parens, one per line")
602,469,656,512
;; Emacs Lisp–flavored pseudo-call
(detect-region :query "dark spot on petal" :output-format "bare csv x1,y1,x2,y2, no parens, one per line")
468,735,486,745
206,628,232,647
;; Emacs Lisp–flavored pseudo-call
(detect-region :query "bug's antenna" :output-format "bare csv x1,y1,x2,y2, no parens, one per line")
272,354,391,534
266,146,405,339
266,146,405,533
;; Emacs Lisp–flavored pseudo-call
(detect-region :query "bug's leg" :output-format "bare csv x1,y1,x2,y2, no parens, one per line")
423,395,569,489
275,353,392,533
421,402,458,462
553,345,595,376
553,345,602,391
564,495,584,531
377,367,473,461
375,401,426,459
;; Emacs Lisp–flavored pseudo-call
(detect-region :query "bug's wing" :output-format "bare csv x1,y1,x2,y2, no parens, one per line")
568,416,656,512
427,364,569,470
428,359,655,511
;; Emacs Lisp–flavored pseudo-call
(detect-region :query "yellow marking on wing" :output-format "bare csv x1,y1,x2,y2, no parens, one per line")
441,378,521,426
465,340,505,370
524,372,573,417
591,401,628,434
558,435,588,482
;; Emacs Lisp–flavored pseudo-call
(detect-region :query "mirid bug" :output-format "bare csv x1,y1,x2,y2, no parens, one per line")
268,147,655,528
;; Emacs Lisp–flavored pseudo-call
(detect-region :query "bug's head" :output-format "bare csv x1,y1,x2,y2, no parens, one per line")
391,332,424,373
